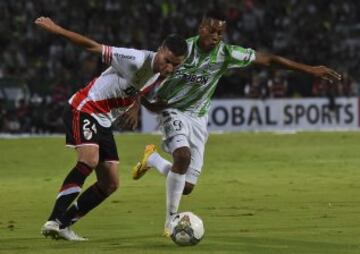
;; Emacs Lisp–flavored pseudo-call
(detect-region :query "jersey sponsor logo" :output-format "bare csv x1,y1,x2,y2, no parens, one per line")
114,53,136,60
175,70,208,85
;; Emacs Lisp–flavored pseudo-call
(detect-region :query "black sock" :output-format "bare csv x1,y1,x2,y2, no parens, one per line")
48,161,93,221
59,182,108,228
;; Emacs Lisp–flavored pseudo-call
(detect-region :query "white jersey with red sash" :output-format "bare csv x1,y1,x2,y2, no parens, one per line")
69,45,159,127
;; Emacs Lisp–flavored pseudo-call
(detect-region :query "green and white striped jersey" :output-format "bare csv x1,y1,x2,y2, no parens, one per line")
155,36,256,116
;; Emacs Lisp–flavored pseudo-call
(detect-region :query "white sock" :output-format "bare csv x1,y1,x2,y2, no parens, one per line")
148,152,172,176
165,171,185,223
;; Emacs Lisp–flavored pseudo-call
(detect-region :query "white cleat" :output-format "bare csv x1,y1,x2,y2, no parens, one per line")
41,220,60,239
58,227,88,241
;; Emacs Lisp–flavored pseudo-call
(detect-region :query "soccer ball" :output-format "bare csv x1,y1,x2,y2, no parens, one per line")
170,212,205,246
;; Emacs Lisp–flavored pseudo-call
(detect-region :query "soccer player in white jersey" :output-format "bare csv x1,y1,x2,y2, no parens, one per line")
34,16,187,241
132,10,342,236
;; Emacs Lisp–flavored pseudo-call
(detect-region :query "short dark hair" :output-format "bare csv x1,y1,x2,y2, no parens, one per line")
162,34,188,57
203,10,226,22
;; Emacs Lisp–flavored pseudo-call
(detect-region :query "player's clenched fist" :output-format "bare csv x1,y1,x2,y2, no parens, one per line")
34,16,61,34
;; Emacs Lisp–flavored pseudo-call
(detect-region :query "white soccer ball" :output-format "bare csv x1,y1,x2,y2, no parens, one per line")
170,212,205,246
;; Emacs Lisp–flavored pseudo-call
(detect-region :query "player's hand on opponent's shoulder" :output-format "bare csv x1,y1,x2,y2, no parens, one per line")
34,16,62,34
310,66,342,83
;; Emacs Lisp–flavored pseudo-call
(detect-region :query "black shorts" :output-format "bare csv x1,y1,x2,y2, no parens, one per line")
62,104,119,163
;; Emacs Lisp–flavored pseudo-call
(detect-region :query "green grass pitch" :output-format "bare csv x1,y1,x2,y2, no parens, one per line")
0,132,360,254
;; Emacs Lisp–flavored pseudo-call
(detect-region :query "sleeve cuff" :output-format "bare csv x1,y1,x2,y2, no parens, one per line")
102,45,112,65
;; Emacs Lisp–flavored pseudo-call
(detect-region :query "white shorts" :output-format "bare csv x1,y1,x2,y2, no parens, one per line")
158,109,208,184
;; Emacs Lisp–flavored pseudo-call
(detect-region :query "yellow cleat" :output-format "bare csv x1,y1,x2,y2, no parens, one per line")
132,144,157,180
162,228,171,238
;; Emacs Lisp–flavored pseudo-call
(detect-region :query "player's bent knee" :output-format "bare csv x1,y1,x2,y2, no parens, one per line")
106,181,119,195
80,158,99,169
183,182,195,195
172,147,191,174
76,146,99,169
98,179,119,196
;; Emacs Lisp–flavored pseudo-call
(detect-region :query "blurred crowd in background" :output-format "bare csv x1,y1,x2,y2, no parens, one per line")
0,0,359,133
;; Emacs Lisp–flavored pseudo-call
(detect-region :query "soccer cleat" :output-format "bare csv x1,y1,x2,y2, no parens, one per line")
162,228,172,238
162,213,176,238
132,144,157,180
41,220,60,239
58,227,88,241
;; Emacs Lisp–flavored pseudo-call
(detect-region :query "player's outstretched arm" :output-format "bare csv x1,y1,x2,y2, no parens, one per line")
34,16,102,54
254,52,342,82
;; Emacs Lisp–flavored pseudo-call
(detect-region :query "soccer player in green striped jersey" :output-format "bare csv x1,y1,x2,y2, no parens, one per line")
133,10,342,236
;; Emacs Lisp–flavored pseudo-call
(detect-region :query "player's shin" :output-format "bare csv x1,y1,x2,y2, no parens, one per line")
48,161,93,221
166,171,186,223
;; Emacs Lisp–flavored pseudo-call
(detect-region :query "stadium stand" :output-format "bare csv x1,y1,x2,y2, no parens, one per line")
0,0,359,132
